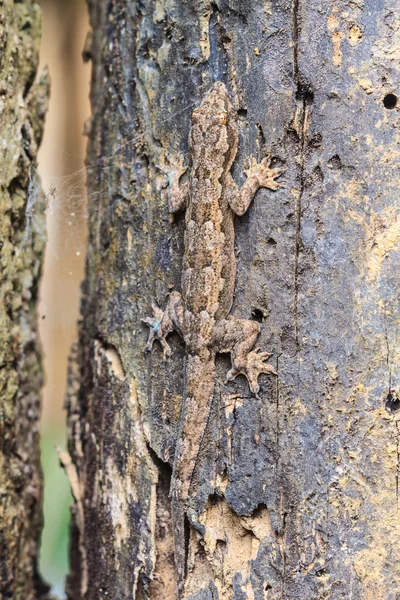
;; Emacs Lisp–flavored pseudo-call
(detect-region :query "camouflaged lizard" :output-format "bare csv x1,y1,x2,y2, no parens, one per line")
142,81,283,595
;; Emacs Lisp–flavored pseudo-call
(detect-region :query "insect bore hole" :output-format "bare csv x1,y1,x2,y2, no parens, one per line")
383,93,397,109
385,392,400,413
251,308,265,323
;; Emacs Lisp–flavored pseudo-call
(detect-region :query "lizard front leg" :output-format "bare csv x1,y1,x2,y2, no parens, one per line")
226,155,284,216
158,153,189,213
213,319,277,396
141,291,183,359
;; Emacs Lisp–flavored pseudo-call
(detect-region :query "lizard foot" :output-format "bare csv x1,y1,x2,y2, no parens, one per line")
226,348,277,396
141,303,172,359
245,155,285,191
156,153,189,214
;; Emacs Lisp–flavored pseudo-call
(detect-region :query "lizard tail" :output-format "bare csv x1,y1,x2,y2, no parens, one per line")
171,354,217,598
171,496,188,599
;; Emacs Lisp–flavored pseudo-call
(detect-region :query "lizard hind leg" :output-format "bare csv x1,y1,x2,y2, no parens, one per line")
141,291,183,359
213,319,277,396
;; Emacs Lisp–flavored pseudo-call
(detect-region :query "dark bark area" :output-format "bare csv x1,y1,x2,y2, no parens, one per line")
0,1,49,598
68,0,400,598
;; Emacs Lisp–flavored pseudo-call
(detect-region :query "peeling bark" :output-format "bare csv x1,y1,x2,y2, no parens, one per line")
68,0,400,598
0,1,49,598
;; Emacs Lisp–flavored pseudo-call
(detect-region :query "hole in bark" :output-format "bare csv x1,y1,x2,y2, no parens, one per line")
312,165,324,184
20,19,32,31
309,132,322,148
327,155,342,170
383,93,397,109
265,584,272,591
287,128,300,144
237,108,248,118
296,86,314,104
266,237,277,255
385,392,400,413
208,492,220,506
8,177,23,196
315,568,327,577
251,308,264,323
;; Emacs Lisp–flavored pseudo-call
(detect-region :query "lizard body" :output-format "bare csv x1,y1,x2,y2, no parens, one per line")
142,82,283,596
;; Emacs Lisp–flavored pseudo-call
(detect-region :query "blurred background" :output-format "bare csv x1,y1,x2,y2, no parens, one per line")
37,0,90,595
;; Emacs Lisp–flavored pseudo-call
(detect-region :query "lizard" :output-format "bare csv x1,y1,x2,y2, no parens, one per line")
142,81,283,596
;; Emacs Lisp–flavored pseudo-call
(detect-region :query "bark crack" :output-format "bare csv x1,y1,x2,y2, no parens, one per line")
275,353,281,469
279,506,288,600
383,299,393,393
209,3,229,83
291,0,313,349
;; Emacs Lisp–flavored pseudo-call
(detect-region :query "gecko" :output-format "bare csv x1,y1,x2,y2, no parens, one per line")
142,81,283,596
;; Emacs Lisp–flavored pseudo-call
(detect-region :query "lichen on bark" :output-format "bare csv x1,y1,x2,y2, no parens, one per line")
0,1,49,598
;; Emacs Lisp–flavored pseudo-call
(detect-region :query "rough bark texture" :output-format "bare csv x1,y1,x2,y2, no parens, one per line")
68,0,400,598
0,1,49,598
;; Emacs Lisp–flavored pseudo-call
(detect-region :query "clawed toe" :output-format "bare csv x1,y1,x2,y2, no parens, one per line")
252,348,272,360
225,367,239,384
250,350,277,382
162,343,172,359
144,340,153,353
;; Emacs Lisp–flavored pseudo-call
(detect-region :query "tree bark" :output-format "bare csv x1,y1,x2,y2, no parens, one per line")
0,1,49,598
68,0,400,598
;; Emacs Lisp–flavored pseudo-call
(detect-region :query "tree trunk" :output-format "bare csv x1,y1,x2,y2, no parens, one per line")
0,1,49,598
67,0,400,598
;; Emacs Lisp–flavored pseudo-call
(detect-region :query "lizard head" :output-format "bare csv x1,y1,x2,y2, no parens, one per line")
191,82,234,126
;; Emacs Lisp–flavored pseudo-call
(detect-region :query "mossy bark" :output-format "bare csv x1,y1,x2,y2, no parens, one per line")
68,0,400,598
0,1,49,598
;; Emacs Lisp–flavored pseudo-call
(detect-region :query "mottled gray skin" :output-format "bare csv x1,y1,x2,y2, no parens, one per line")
142,82,283,595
